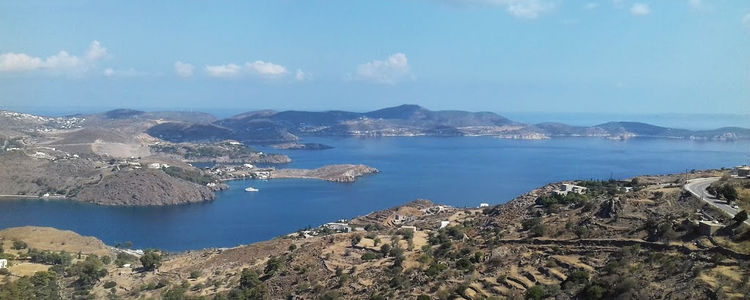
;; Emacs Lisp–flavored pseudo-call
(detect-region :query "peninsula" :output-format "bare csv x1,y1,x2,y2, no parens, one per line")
0,109,375,206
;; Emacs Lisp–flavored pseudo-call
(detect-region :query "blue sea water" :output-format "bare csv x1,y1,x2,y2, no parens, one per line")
0,136,748,251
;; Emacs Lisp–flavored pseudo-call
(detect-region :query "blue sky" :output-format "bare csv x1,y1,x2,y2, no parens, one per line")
1,0,749,115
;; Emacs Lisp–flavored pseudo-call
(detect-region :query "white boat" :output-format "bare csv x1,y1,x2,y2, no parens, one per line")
244,187,259,192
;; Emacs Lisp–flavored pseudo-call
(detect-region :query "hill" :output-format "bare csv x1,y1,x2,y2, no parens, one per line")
2,170,749,299
145,105,750,144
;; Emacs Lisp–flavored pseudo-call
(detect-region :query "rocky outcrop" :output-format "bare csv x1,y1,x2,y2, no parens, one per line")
75,170,215,206
598,197,623,218
270,142,333,150
270,164,379,183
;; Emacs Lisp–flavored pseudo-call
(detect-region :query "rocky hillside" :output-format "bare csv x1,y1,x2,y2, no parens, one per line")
2,170,749,299
75,170,216,206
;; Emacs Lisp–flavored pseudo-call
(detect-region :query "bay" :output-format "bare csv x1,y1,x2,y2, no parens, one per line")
0,136,748,251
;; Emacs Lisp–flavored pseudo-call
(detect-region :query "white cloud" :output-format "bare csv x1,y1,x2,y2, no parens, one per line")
174,61,194,78
295,69,309,81
439,0,554,19
584,3,598,10
630,3,651,16
743,13,750,30
505,0,553,19
205,64,242,78
0,53,44,72
86,41,107,62
355,53,411,84
245,60,287,76
103,67,147,78
205,60,289,79
0,41,106,74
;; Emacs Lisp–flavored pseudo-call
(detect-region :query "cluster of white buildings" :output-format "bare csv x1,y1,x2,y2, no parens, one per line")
421,205,453,216
553,183,588,196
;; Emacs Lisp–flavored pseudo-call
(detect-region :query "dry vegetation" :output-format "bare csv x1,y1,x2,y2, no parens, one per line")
2,171,750,299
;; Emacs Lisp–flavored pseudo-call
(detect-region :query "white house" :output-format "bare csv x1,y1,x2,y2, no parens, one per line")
400,225,417,232
0,259,7,269
734,166,750,178
439,221,450,229
479,203,490,208
147,163,162,169
554,183,588,196
325,222,351,232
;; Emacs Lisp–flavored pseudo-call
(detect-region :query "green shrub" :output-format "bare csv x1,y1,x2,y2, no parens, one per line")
189,270,201,279
361,252,380,261
424,262,447,277
140,249,162,271
12,240,27,250
103,281,117,289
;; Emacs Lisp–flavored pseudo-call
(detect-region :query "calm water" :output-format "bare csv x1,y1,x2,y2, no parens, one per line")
1,137,749,251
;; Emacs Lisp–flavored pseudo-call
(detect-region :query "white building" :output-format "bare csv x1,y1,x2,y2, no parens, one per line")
0,259,7,269
479,203,490,208
147,163,162,169
554,183,588,196
439,221,450,229
734,166,750,178
400,225,417,232
325,222,351,232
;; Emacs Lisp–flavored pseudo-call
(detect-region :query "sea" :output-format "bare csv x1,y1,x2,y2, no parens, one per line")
0,136,749,251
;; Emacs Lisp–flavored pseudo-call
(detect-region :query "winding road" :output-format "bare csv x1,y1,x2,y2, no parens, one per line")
684,177,748,225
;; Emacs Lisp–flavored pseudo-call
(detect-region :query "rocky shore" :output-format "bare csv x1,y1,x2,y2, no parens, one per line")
270,142,333,150
270,164,379,182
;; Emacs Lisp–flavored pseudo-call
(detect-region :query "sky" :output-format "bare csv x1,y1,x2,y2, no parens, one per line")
1,0,749,116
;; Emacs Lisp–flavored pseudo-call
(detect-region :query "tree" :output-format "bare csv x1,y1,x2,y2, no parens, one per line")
717,185,739,203
525,285,545,300
239,269,261,289
67,255,107,291
380,244,392,256
12,239,27,250
734,210,748,223
0,271,61,300
351,234,362,246
230,268,267,300
140,249,162,271
264,256,282,276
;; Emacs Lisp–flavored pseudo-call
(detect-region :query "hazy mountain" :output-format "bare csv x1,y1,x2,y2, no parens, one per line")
141,105,750,143
5,106,747,144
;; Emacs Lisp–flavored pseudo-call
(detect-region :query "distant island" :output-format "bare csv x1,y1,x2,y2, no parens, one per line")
144,104,750,143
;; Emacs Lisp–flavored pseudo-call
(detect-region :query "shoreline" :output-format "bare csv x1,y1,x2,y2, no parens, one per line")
0,194,66,199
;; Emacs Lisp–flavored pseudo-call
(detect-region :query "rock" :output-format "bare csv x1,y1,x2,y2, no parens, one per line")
270,164,379,183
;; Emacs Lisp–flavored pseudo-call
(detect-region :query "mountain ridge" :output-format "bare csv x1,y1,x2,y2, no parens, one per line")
4,106,749,144
140,105,750,143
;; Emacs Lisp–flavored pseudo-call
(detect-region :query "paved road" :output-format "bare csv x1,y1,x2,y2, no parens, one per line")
684,177,748,225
